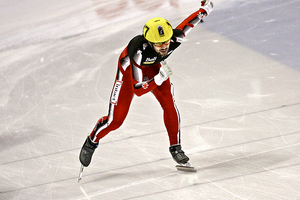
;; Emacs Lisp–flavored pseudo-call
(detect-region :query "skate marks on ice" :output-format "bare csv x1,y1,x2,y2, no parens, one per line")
75,118,300,199
1,78,300,199
0,117,299,199
76,151,300,200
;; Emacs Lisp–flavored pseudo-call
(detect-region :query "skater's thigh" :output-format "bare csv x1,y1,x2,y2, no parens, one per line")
152,80,174,107
108,69,134,125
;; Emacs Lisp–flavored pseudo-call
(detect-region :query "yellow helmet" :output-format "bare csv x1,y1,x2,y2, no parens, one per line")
143,17,173,43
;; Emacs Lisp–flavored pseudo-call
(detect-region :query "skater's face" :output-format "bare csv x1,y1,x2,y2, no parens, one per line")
152,39,171,57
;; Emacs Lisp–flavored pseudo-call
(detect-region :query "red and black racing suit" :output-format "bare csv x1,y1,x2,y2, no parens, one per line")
90,9,205,146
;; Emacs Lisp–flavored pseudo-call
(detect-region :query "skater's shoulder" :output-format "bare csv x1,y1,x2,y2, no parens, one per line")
128,35,149,58
128,35,147,48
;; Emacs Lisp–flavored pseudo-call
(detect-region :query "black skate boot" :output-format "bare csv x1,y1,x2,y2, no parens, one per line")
79,136,98,167
169,144,189,164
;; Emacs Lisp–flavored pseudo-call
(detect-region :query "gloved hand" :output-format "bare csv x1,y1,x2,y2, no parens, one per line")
154,61,173,86
199,0,214,17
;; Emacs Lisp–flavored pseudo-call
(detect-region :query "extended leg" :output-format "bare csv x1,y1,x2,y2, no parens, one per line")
79,68,134,167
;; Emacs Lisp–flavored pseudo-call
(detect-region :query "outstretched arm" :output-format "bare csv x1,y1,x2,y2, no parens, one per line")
176,0,214,37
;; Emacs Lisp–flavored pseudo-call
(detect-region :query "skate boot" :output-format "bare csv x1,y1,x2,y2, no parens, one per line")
79,136,98,167
169,144,189,164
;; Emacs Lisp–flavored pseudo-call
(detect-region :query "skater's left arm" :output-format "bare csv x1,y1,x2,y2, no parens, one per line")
175,0,214,37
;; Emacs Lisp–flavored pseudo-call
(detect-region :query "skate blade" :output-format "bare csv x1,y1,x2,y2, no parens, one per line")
78,164,84,182
176,164,197,172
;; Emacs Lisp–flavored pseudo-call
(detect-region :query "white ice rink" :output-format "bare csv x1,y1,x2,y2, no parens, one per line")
1,0,300,199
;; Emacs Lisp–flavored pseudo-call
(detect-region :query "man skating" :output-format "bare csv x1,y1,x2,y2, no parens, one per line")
79,0,214,171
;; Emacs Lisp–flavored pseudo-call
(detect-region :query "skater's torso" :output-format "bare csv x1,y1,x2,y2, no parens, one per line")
119,29,183,84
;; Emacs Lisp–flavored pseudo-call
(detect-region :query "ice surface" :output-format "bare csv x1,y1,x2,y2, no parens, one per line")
0,0,300,199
